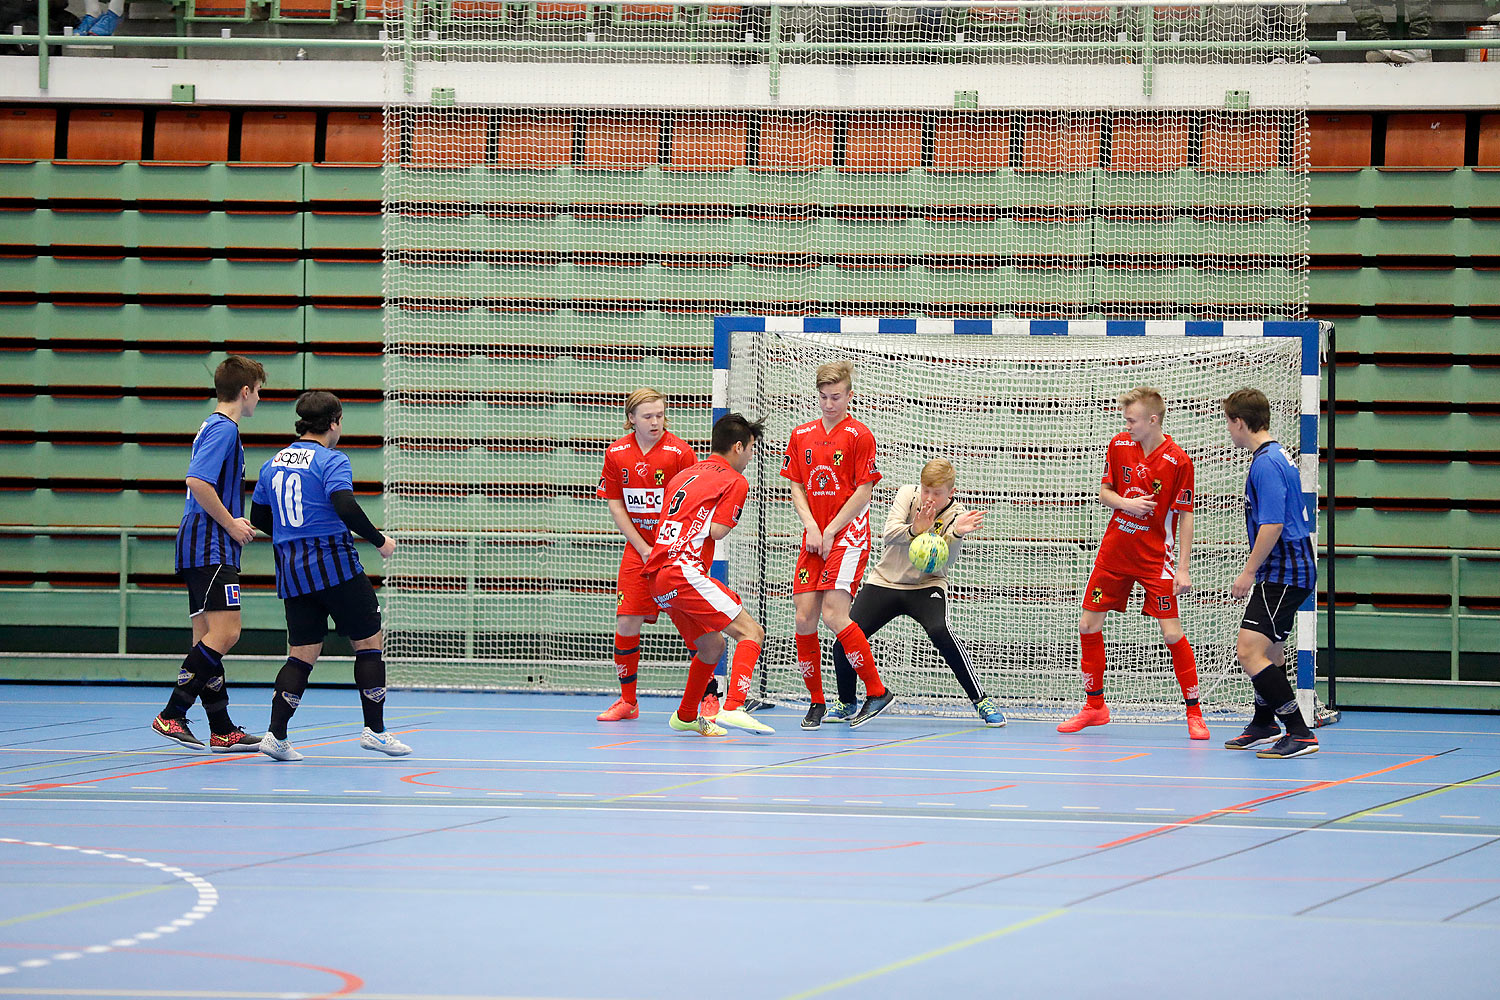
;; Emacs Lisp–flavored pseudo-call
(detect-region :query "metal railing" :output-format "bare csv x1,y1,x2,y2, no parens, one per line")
7,1,1497,97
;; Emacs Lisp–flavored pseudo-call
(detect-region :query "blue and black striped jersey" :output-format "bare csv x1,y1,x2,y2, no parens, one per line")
1245,440,1317,589
252,441,366,599
175,413,245,571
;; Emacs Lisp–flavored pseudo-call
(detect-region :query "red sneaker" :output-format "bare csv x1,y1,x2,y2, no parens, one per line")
597,698,639,722
1186,713,1210,740
209,727,261,753
1056,704,1110,733
151,713,205,751
699,692,720,721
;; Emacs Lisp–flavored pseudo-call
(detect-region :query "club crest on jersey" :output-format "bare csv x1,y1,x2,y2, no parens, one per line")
1152,479,1163,495
617,592,626,608
655,469,665,486
1090,587,1104,605
635,462,649,478
224,584,241,607
833,449,844,465
798,568,809,584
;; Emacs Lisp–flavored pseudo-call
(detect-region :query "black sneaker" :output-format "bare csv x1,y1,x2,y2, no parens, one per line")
801,703,827,730
849,690,895,729
1257,733,1319,759
1223,723,1281,750
152,713,205,751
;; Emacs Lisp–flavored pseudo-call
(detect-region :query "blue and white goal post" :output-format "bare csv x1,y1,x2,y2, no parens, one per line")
712,315,1326,722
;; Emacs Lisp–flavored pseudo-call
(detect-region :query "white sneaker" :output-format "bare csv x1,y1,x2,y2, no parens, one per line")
359,727,412,756
714,708,775,735
1407,48,1431,62
258,733,302,762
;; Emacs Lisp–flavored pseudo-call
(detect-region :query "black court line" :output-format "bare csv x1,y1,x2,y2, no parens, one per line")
0,725,164,749
1297,836,1500,916
0,717,111,735
1444,890,1500,923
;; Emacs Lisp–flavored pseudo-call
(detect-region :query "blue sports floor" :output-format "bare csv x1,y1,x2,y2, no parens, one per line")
2,686,1499,1000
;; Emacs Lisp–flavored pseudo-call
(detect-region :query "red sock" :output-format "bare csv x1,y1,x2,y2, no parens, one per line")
614,631,639,704
678,655,716,721
1168,636,1200,712
836,623,884,698
1080,631,1106,708
723,639,761,712
796,632,824,703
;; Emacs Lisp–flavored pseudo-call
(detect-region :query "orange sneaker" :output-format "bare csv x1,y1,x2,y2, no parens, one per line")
699,692,720,721
596,698,639,722
1187,712,1210,740
1056,704,1110,733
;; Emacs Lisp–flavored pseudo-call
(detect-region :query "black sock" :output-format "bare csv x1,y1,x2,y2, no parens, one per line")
269,657,314,740
199,664,236,735
1250,665,1311,737
1250,692,1277,729
162,642,223,719
354,649,386,732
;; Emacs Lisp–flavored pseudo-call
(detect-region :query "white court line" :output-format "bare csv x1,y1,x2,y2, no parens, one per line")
342,789,383,794
0,838,217,978
200,787,237,792
844,799,883,805
1062,805,1102,811
1287,811,1326,816
990,803,1029,808
129,787,166,791
28,797,1498,840
916,802,955,807
1441,815,1481,820
1136,807,1176,812
271,789,308,793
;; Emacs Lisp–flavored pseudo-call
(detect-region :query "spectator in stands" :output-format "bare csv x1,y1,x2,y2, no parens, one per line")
1346,0,1432,63
75,0,124,36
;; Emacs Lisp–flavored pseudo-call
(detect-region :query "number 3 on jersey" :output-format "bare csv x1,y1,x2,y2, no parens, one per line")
269,469,305,527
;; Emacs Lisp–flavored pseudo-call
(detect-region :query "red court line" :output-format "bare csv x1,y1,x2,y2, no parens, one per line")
1095,753,1442,849
0,730,416,799
1,941,362,998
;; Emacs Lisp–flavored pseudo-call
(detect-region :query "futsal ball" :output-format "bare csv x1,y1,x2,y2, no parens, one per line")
909,532,949,574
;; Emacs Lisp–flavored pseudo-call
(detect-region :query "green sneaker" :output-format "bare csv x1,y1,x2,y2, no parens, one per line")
715,708,775,735
669,711,727,737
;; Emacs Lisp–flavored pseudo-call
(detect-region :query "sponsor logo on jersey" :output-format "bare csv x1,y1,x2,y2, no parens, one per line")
623,487,664,513
635,462,649,478
273,448,315,469
1177,488,1193,505
224,584,241,607
653,589,677,608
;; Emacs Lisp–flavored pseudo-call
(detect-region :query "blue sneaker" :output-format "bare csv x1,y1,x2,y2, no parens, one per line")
87,10,120,35
824,700,858,723
975,696,1006,728
74,12,97,34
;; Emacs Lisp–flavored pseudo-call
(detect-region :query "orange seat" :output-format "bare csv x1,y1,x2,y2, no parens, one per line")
1056,5,1112,20
1309,113,1373,168
620,4,674,21
581,114,660,170
1020,115,1101,173
932,114,1010,172
967,7,1022,24
1201,114,1280,172
535,3,589,20
666,112,746,171
703,6,742,21
0,107,58,161
358,0,402,16
65,109,144,162
842,113,921,173
494,112,573,169
277,0,335,16
409,111,490,167
1384,113,1465,168
450,1,508,16
240,111,316,164
1109,114,1189,172
324,110,384,165
1480,114,1500,168
191,0,248,16
754,112,833,172
152,109,231,163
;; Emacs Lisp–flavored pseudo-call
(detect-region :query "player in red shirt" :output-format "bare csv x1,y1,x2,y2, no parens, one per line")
595,388,700,722
1059,387,1207,740
645,413,773,737
782,360,891,730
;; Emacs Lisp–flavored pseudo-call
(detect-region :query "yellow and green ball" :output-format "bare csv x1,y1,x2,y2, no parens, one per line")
909,532,949,574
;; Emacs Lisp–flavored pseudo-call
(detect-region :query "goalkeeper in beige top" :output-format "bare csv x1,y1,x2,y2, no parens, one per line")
829,459,1007,728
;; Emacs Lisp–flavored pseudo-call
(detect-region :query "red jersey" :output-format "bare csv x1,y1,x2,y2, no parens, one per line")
780,416,882,548
642,456,749,577
1094,432,1195,579
597,430,697,544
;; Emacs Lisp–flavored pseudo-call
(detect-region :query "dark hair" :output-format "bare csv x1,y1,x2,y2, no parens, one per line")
711,412,765,454
1222,388,1271,433
214,355,267,402
295,391,343,436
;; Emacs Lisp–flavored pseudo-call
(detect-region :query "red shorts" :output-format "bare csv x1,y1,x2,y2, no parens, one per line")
614,548,659,622
650,559,744,647
1083,564,1179,619
793,545,868,596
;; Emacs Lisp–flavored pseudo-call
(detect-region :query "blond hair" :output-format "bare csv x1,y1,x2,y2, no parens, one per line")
815,360,855,391
920,458,956,488
623,387,667,429
1117,386,1166,422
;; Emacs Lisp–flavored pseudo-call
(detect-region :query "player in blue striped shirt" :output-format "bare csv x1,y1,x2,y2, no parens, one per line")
248,391,409,761
152,355,266,754
1223,388,1320,759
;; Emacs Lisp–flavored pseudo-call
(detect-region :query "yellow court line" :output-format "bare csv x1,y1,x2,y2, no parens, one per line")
0,991,602,1000
1338,769,1500,823
599,727,981,804
780,907,1069,1000
0,885,176,930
